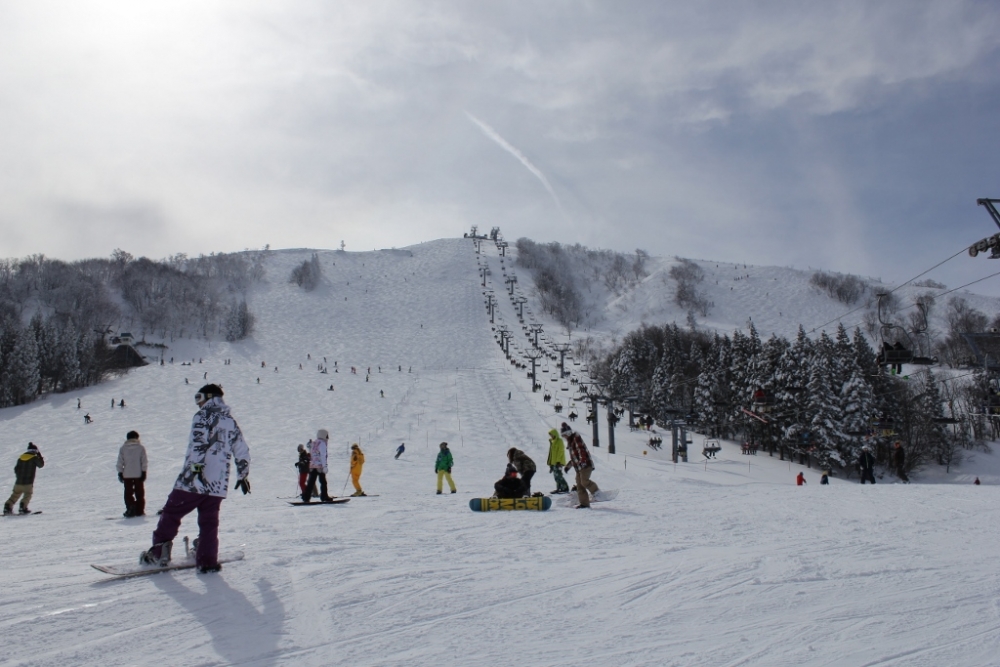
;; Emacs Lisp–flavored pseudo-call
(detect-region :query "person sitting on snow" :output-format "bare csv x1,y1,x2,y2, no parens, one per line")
494,463,525,499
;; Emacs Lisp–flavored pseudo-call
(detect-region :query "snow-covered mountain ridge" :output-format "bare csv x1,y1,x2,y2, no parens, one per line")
2,237,999,667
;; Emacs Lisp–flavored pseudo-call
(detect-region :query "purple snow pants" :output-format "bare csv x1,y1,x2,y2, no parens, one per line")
151,488,224,567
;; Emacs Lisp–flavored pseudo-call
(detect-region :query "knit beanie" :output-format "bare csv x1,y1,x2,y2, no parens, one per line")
198,384,224,399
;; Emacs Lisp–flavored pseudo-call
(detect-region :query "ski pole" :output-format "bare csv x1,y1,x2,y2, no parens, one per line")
341,470,351,496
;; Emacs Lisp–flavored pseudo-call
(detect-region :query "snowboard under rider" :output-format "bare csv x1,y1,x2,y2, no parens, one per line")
546,428,570,494
350,444,366,496
435,442,457,494
303,430,334,502
4,443,44,515
117,430,148,517
506,447,536,496
141,384,251,573
562,423,598,509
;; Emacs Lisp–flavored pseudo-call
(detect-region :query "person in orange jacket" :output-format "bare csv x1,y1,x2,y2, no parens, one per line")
796,472,806,486
350,444,365,497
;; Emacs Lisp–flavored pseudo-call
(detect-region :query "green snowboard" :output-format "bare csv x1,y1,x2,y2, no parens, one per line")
469,496,552,512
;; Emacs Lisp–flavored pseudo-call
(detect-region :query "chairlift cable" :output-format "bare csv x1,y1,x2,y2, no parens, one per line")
807,245,969,335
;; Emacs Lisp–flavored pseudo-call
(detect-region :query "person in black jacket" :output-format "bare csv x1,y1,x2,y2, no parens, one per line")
4,443,45,514
494,463,525,499
858,446,876,485
893,441,909,482
295,444,311,495
506,448,537,496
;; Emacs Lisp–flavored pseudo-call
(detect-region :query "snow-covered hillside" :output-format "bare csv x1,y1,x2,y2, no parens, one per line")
3,238,1000,667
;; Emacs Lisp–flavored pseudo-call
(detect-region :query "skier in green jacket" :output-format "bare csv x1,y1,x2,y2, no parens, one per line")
435,442,456,494
546,429,570,494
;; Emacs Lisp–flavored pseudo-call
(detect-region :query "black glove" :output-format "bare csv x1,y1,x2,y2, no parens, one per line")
140,471,146,482
235,477,251,495
118,472,124,483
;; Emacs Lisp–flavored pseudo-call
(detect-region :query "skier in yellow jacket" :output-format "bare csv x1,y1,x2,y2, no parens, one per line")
547,428,570,494
350,444,366,497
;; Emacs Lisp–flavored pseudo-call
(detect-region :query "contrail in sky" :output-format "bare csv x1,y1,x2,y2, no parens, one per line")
466,112,568,221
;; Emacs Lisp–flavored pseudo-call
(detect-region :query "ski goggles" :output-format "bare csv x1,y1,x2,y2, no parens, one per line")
194,392,207,404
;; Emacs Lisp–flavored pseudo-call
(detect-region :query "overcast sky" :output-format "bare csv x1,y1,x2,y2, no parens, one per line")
1,1,998,293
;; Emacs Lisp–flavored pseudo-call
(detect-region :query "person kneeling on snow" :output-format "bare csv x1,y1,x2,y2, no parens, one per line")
506,447,536,496
141,384,250,573
494,464,525,499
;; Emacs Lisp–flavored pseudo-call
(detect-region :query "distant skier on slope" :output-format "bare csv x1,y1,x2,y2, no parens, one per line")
435,442,457,494
4,443,44,515
117,430,148,517
395,443,405,460
303,430,334,503
350,444,366,496
506,447,536,496
796,472,806,486
140,384,250,573
546,428,570,494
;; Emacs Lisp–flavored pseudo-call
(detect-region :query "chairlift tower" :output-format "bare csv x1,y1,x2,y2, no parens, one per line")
479,266,490,287
969,199,1000,258
553,343,572,378
529,324,544,348
484,290,496,324
525,350,543,392
505,275,518,295
497,326,513,357
513,296,528,321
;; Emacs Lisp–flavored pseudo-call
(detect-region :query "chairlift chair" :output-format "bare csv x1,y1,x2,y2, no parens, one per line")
875,294,937,369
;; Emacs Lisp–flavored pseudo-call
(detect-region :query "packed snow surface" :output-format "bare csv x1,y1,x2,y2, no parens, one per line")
2,239,999,666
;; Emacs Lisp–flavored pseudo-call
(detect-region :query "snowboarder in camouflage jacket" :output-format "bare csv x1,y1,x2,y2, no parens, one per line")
141,385,251,573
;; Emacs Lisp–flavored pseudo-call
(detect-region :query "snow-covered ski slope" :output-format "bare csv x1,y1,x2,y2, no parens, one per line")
3,238,1000,667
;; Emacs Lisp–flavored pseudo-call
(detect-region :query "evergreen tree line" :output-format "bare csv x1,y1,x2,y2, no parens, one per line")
0,247,269,406
0,313,110,407
594,321,989,477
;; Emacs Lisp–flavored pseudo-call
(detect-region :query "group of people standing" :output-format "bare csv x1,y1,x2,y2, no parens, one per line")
296,431,368,501
493,423,599,508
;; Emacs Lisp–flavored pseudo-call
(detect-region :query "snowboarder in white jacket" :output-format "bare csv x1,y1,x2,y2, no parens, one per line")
117,430,148,517
141,385,250,573
303,429,334,502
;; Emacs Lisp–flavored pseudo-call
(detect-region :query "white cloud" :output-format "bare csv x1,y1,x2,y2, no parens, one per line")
0,0,996,295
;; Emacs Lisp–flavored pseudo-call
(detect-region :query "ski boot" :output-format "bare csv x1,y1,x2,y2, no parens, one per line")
19,504,30,514
197,563,222,574
2,504,11,515
139,540,172,567
351,490,366,497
